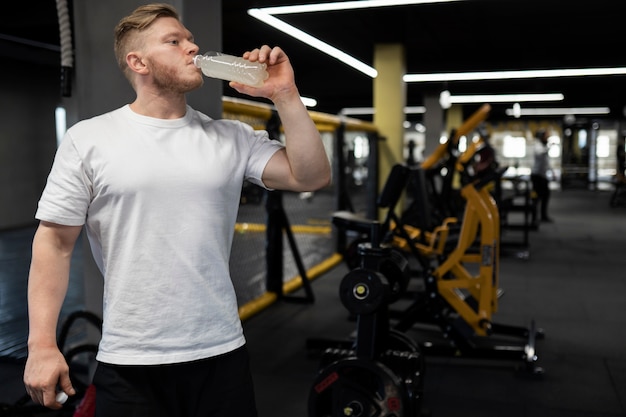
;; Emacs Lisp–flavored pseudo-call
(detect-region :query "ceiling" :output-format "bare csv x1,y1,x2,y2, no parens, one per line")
3,1,626,122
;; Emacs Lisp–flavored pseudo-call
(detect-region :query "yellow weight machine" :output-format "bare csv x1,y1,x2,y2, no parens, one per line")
404,170,502,337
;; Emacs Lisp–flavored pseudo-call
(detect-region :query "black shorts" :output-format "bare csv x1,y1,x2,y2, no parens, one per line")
92,345,257,417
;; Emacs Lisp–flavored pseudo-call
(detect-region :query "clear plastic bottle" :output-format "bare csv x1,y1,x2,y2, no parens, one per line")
193,52,269,87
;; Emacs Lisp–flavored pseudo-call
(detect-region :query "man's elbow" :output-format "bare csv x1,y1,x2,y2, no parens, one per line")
312,166,332,190
312,176,331,191
299,168,331,192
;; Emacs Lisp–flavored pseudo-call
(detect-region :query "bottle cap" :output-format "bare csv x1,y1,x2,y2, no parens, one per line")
56,391,68,404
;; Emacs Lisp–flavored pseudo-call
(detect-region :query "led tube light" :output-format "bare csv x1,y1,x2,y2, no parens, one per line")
260,0,462,15
247,8,377,78
404,67,626,82
506,107,611,116
339,106,426,115
448,93,564,104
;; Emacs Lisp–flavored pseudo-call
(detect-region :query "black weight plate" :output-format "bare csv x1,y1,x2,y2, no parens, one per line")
339,268,388,315
379,350,425,416
378,250,410,303
308,357,407,417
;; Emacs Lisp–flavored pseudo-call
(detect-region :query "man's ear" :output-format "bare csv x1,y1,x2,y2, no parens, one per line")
126,52,149,75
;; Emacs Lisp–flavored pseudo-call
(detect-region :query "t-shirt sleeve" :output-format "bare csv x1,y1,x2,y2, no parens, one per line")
242,126,284,189
35,133,92,226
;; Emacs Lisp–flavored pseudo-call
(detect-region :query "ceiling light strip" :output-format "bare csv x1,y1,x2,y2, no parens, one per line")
450,93,564,104
247,9,378,78
404,67,626,82
340,106,426,115
505,107,611,116
260,0,462,15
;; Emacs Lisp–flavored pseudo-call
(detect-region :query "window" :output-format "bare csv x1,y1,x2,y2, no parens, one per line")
502,135,526,158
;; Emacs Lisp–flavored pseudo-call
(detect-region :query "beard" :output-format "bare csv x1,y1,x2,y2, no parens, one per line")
150,59,203,94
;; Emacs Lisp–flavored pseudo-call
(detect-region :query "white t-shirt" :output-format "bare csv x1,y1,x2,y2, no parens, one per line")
532,140,550,178
36,104,283,365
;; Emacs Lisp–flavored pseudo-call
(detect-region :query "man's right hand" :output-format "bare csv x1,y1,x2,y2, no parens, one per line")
24,346,75,409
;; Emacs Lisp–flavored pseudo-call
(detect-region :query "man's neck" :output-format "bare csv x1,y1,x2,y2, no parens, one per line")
130,92,187,119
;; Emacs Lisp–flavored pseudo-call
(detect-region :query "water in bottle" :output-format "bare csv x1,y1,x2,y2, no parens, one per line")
193,52,269,87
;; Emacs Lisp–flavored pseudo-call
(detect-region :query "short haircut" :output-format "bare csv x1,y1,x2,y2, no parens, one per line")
113,3,179,81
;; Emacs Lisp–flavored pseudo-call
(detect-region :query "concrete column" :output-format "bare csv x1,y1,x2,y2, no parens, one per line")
446,105,464,137
373,43,406,217
423,91,444,158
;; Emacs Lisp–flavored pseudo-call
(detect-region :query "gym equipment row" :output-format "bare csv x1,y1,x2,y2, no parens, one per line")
307,104,544,416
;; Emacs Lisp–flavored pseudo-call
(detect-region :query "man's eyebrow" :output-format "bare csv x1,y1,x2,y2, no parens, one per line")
161,31,182,39
160,30,194,42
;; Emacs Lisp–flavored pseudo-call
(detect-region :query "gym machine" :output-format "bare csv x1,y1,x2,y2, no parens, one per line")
308,221,425,417
393,167,544,375
308,161,428,417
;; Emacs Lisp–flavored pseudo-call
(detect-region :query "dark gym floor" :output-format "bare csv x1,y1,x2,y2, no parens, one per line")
2,187,626,417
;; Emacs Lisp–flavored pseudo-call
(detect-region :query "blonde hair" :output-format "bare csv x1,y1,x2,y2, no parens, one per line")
113,3,179,80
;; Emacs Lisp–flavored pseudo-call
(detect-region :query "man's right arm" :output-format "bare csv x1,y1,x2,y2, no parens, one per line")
24,221,83,409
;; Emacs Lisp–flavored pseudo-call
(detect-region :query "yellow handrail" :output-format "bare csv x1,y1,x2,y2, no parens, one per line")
222,96,378,133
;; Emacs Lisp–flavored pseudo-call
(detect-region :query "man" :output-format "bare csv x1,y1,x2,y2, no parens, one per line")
531,129,553,223
23,3,330,416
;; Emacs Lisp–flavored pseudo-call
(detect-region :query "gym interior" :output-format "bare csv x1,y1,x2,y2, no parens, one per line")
2,1,626,417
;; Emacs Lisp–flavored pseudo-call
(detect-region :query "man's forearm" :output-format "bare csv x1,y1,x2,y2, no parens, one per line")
27,223,81,348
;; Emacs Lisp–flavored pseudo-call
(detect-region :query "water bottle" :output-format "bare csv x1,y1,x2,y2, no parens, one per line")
193,52,269,87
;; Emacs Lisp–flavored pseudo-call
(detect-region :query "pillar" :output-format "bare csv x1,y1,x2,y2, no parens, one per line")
373,43,406,217
422,90,445,160
446,105,464,137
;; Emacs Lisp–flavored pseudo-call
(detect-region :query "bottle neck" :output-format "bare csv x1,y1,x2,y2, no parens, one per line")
192,55,201,68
